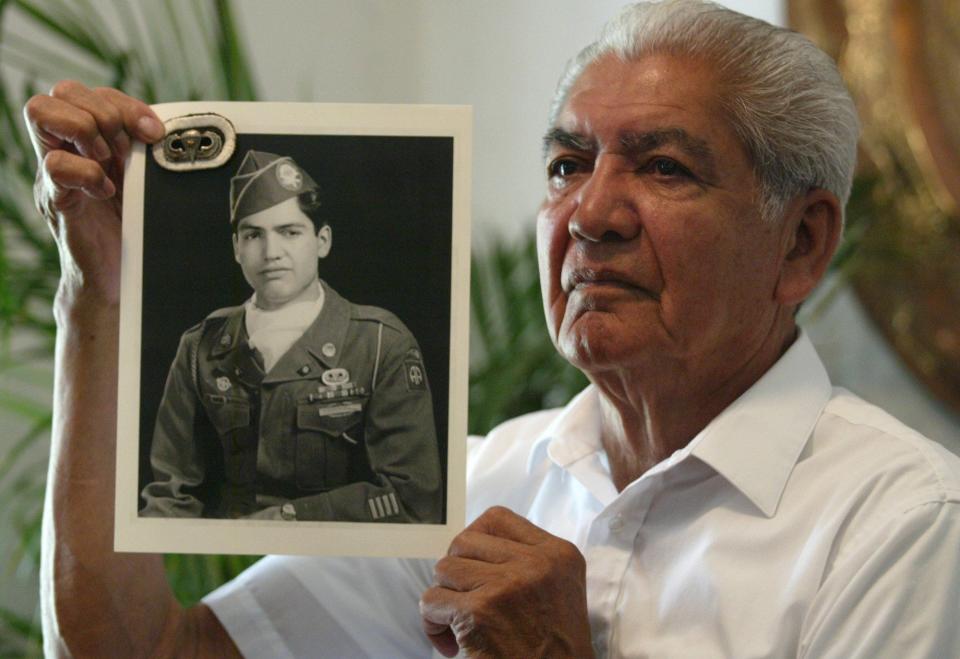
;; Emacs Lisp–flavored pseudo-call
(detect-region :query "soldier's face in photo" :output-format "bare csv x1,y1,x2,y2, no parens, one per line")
233,197,332,310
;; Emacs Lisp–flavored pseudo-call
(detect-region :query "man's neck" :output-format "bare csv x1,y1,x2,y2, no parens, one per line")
594,322,798,491
252,280,323,312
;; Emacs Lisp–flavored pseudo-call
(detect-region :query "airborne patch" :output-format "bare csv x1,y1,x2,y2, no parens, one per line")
404,350,427,392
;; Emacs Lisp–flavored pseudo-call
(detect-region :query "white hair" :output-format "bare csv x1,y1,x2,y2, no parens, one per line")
549,0,860,223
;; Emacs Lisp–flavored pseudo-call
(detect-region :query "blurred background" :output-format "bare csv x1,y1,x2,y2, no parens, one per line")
0,0,957,653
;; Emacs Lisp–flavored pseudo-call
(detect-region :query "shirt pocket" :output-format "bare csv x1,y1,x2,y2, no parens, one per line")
203,394,256,482
296,401,365,490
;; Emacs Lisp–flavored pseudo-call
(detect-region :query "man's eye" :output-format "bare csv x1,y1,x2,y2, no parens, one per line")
547,158,582,178
648,158,691,178
242,233,260,241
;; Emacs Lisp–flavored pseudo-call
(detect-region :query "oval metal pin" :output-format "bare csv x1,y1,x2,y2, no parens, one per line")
152,112,236,171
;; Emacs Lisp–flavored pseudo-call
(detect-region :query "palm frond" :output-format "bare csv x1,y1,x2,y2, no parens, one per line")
0,0,261,642
468,230,588,435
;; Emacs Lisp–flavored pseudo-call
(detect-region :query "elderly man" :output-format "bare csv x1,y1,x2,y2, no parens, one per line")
139,149,442,522
27,1,960,657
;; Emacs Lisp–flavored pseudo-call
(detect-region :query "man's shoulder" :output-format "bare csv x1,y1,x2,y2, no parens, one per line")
805,388,960,513
321,281,414,339
467,408,567,485
203,304,245,321
177,305,243,343
180,305,243,333
483,407,567,444
347,302,413,337
823,389,960,476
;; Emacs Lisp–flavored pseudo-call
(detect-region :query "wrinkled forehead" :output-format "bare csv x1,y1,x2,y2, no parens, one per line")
550,53,741,154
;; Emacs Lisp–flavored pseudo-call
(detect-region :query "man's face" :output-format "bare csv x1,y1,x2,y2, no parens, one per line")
537,54,791,382
233,197,331,310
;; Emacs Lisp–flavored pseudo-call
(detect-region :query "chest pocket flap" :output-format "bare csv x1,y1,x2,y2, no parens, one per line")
297,401,362,436
203,393,251,434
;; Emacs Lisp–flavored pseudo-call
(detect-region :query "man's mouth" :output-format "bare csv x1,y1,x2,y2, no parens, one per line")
564,268,659,300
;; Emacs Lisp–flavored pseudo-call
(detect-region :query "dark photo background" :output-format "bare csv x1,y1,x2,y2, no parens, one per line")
137,133,454,521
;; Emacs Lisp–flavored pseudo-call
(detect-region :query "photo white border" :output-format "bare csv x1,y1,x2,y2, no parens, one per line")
116,102,471,557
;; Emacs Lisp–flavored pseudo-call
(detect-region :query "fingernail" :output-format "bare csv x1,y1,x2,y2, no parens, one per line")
100,177,116,198
93,136,111,161
137,116,165,141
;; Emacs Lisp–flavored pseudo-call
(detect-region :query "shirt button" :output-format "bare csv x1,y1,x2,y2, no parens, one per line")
608,514,625,532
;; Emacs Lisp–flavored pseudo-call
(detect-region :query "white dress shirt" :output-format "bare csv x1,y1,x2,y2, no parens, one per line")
205,332,960,658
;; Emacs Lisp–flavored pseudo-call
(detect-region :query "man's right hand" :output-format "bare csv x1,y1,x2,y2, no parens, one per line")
24,81,164,310
27,83,242,658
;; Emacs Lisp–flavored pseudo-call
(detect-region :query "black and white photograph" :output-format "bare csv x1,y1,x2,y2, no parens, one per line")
115,102,471,556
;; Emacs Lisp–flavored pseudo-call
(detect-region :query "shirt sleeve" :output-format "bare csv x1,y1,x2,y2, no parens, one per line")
203,555,439,658
799,498,960,658
140,328,207,517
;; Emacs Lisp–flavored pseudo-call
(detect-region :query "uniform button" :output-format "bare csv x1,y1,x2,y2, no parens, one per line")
608,514,625,532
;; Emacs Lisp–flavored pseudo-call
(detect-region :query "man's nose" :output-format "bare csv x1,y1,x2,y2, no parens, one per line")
568,156,641,243
262,233,283,259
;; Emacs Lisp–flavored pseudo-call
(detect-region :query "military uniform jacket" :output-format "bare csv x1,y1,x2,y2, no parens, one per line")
140,282,443,523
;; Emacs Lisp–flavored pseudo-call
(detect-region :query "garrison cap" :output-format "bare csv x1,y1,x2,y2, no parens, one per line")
229,150,319,224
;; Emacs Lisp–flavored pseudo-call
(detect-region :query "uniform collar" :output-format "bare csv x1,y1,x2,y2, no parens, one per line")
208,280,353,384
210,309,247,358
530,331,832,517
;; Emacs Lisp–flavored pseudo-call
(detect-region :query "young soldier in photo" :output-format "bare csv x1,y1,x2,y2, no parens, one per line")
139,150,443,522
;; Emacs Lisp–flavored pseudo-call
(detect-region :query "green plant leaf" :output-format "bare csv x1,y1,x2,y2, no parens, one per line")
0,605,42,657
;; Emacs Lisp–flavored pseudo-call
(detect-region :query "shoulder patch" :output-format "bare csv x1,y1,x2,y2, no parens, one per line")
403,351,428,392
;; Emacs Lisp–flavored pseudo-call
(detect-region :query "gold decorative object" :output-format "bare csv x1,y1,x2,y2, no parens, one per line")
790,0,960,415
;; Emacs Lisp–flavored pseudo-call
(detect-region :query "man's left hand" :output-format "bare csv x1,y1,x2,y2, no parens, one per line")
419,506,594,658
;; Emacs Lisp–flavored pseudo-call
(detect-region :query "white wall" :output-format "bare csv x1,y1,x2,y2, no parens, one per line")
233,1,782,246
232,0,960,453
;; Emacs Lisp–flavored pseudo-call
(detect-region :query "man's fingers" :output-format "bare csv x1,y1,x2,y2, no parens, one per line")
50,80,132,158
95,87,165,144
25,93,109,162
433,554,498,591
24,82,164,164
447,528,527,563
41,149,115,203
465,505,555,544
419,588,463,658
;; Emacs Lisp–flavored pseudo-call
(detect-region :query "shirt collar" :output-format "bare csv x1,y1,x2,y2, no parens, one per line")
689,331,832,517
526,386,603,475
528,331,832,518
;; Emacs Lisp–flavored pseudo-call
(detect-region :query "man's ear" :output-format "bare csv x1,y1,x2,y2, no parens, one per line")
316,225,332,259
775,188,843,306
